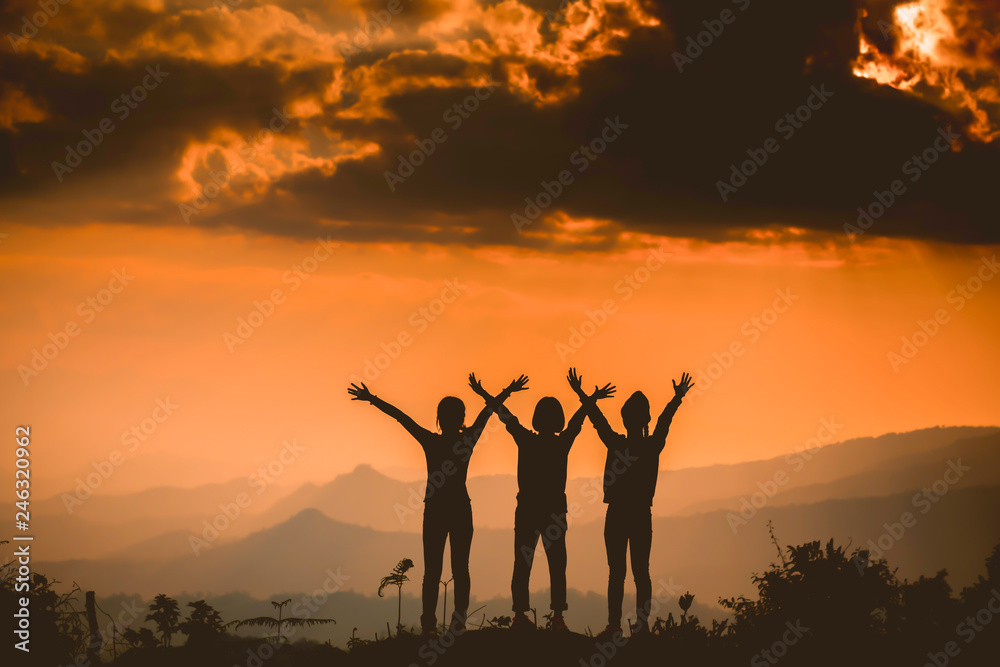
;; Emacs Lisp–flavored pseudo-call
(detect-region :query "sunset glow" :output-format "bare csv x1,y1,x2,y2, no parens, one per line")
853,0,1000,142
1,0,998,658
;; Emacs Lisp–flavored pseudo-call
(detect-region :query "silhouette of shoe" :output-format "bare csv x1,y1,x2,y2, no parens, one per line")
550,616,568,632
597,625,622,640
511,613,535,631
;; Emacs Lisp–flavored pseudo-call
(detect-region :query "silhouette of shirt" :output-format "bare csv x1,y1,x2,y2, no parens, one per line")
372,397,494,504
586,395,683,506
499,407,586,508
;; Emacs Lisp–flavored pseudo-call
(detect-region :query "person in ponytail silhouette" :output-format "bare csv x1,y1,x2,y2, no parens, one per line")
470,372,615,632
348,374,527,634
568,368,693,636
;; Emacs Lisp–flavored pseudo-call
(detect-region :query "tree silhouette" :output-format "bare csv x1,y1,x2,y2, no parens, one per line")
378,558,414,634
179,599,226,648
231,599,335,644
145,594,181,648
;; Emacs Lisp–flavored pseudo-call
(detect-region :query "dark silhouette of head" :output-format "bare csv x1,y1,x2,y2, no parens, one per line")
621,391,650,437
531,396,565,434
436,397,466,432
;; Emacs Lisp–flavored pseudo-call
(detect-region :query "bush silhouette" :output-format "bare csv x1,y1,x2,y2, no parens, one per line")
122,626,158,651
179,600,226,648
9,536,1000,667
0,565,86,665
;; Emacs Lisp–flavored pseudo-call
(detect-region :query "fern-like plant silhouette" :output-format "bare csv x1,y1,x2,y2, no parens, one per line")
378,558,414,634
230,599,335,644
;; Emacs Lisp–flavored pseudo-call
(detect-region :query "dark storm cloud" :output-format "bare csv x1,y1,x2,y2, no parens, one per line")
250,0,1000,245
0,0,997,245
0,52,312,195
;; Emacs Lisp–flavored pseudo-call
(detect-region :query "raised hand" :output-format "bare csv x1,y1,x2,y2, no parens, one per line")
672,372,694,398
567,367,584,396
591,383,616,401
505,374,529,393
348,382,375,403
468,373,489,399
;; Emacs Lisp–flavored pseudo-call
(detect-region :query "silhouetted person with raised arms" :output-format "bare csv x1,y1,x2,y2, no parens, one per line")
471,373,615,631
568,368,694,636
348,375,527,634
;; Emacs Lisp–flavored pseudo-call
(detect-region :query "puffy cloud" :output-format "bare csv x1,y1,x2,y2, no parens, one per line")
0,0,998,246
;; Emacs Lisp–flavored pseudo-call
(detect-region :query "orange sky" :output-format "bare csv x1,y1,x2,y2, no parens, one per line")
2,223,997,498
2,0,999,501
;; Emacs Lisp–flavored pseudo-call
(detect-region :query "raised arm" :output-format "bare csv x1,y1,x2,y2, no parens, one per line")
348,382,430,442
560,404,588,445
467,373,529,436
567,368,618,446
652,372,693,444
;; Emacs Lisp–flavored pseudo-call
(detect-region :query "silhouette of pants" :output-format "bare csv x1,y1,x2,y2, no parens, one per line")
421,500,473,632
511,503,568,613
604,503,652,629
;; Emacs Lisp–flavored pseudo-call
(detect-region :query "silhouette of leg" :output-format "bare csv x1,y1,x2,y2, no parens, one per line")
421,504,448,633
449,500,474,630
544,510,568,613
512,503,540,613
604,504,627,628
629,507,653,631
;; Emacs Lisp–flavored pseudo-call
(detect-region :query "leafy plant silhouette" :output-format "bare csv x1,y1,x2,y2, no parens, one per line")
679,592,694,619
487,615,512,628
179,599,226,648
378,558,414,634
122,627,158,651
146,593,181,648
230,598,335,644
347,626,373,650
0,563,87,664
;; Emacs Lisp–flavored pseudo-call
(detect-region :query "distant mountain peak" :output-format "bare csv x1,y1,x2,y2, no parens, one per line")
288,507,329,523
350,463,383,476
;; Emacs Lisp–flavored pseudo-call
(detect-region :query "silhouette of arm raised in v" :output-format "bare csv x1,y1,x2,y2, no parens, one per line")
468,373,529,436
652,372,693,446
561,403,589,443
347,382,431,442
567,367,617,445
